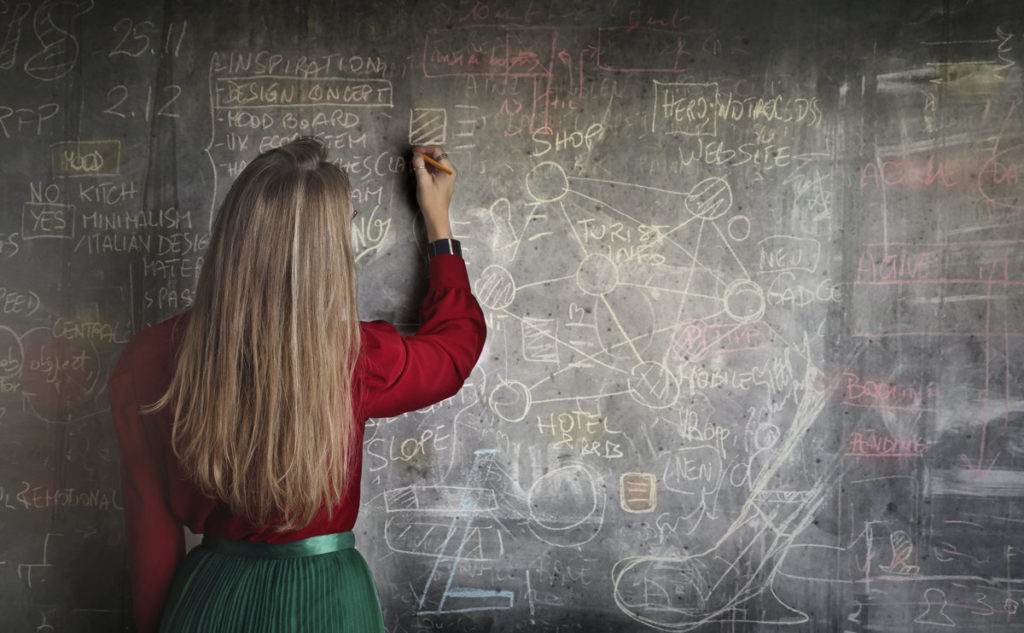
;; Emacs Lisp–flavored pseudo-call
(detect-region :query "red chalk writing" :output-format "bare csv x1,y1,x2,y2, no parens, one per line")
856,242,1022,286
670,320,771,362
842,372,938,411
847,430,924,458
856,250,935,283
627,9,688,31
422,26,555,78
860,157,959,189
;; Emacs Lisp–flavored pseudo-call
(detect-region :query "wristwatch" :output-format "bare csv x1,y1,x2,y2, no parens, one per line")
427,238,462,259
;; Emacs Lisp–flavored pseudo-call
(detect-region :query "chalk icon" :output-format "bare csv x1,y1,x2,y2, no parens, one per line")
409,107,446,145
17,533,61,589
914,588,955,627
879,530,920,575
620,472,657,513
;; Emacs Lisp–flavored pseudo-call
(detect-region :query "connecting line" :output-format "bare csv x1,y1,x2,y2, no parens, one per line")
978,270,997,466
485,510,520,546
709,221,753,281
1005,298,1011,427
500,310,628,374
921,39,1000,45
617,282,720,299
602,322,688,361
663,219,706,367
516,275,576,289
568,189,646,226
525,320,669,391
663,213,703,239
660,232,734,289
559,200,589,256
530,390,632,405
749,502,782,536
510,201,545,262
600,294,645,362
706,518,777,598
569,175,691,197
761,322,811,364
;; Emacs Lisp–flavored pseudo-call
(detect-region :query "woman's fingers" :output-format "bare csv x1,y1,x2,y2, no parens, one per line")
411,150,433,186
412,145,457,177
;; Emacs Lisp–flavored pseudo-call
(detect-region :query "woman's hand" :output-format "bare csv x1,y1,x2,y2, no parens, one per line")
411,145,456,241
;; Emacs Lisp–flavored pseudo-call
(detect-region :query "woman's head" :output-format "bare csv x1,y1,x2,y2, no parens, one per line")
156,137,362,530
210,137,355,299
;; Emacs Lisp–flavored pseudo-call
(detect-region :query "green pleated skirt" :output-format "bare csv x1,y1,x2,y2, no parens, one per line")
159,532,385,633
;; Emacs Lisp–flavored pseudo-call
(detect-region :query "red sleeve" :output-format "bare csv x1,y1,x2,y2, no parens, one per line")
360,254,487,418
109,348,184,633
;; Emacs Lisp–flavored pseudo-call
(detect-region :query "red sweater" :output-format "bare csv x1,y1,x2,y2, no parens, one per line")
108,255,486,633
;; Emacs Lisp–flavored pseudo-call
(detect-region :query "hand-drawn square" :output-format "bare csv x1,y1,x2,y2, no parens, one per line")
521,317,558,363
22,202,75,240
51,140,122,176
620,472,657,513
409,108,446,145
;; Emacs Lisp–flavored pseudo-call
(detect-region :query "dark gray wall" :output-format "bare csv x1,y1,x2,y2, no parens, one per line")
2,1,1024,631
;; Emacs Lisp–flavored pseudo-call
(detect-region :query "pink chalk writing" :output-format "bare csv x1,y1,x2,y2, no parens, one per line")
422,26,555,78
847,430,924,458
856,249,935,284
977,144,1024,210
860,157,959,189
626,9,688,31
841,371,938,412
670,320,771,362
855,242,1022,286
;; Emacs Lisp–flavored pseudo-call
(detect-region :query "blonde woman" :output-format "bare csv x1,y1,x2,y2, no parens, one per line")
108,138,485,632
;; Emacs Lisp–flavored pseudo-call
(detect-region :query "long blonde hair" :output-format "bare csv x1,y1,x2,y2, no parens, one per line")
151,137,360,530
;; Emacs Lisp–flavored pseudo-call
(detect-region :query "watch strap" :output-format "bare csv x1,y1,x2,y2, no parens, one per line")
427,238,462,259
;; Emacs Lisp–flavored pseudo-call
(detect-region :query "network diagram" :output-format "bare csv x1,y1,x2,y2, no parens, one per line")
372,155,845,628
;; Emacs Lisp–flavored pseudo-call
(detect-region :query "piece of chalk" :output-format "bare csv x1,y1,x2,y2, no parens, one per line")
418,152,453,175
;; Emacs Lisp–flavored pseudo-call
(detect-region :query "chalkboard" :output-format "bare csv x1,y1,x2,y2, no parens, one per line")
2,0,1024,631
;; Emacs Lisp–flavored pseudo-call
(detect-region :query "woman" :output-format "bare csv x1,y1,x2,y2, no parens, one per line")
108,138,486,632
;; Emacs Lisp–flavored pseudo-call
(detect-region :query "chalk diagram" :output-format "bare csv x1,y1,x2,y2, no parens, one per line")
611,367,833,632
478,161,772,426
465,160,837,629
372,156,853,627
381,449,607,615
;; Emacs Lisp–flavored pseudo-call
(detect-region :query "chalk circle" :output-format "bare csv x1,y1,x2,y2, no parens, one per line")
477,265,516,310
628,361,680,409
525,161,569,202
575,253,619,296
528,464,605,547
727,215,751,241
612,555,711,624
20,327,101,424
685,176,732,220
753,423,781,451
0,326,23,380
489,380,531,422
723,279,766,323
